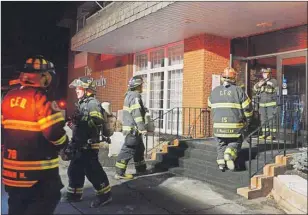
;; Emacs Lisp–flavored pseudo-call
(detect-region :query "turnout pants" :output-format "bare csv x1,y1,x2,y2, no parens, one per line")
115,134,147,175
67,150,111,198
260,106,277,137
216,137,242,165
6,178,63,215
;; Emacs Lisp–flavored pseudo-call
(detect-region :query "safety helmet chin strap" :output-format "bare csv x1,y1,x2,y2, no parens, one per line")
221,77,236,85
78,89,94,102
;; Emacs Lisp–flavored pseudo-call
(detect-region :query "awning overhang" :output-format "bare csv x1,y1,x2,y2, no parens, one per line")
71,1,308,55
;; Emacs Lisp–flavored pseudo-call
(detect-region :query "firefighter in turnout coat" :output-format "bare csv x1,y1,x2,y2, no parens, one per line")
1,56,69,215
208,67,253,172
114,76,148,180
253,68,278,140
61,76,112,208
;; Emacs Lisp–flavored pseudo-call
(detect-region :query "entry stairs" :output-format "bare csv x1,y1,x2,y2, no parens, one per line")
147,137,299,192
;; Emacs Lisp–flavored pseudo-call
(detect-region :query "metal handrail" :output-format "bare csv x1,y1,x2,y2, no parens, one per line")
144,107,212,157
246,98,303,189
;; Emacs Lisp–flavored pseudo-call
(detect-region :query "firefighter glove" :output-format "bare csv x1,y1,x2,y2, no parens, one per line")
61,141,78,161
71,110,83,124
139,130,148,136
59,148,70,161
67,121,75,130
258,80,266,87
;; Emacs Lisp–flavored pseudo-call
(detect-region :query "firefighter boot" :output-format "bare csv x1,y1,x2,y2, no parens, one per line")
259,135,266,140
115,161,134,180
218,164,226,172
266,135,274,141
114,173,134,180
134,161,155,176
216,159,226,172
224,153,235,171
61,192,82,203
135,168,156,177
90,192,112,208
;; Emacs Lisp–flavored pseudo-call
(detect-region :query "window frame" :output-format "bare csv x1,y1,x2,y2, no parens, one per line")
133,41,184,134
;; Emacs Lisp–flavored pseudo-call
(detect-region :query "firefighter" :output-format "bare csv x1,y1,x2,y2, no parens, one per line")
60,76,112,208
253,68,278,140
114,75,148,180
208,67,253,172
1,55,69,215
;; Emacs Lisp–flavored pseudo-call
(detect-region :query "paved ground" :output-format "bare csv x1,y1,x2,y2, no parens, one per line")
2,154,286,214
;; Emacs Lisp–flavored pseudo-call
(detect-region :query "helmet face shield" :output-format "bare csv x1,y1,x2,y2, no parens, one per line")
69,79,87,89
261,68,271,73
69,77,97,92
128,76,144,89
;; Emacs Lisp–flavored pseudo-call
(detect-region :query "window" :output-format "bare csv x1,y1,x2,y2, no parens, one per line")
140,74,147,107
167,69,183,109
133,41,184,134
135,53,148,72
150,49,164,69
167,69,183,131
150,72,164,129
168,45,184,66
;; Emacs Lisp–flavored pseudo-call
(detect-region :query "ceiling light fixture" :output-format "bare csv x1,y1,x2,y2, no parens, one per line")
183,19,196,24
136,36,148,39
256,22,274,28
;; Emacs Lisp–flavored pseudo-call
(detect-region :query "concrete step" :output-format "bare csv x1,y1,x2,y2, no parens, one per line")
150,138,301,194
154,152,180,167
178,138,217,152
153,152,254,185
168,167,241,191
167,146,217,162
176,157,249,184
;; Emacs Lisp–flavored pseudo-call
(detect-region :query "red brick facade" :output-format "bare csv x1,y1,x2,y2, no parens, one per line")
182,33,230,136
66,53,133,116
183,33,230,108
66,25,306,137
94,54,133,112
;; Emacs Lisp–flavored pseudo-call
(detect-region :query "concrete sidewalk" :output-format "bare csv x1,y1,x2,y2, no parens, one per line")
55,157,285,214
2,156,285,215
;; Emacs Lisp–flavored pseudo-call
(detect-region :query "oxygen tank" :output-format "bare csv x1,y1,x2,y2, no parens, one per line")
145,112,155,132
101,102,116,137
101,102,112,115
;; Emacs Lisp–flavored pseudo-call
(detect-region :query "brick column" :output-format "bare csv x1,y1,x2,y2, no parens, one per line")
183,34,206,137
183,33,230,137
204,34,230,137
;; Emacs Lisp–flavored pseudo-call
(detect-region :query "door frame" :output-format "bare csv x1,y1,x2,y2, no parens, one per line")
276,50,308,135
233,49,308,99
276,50,307,96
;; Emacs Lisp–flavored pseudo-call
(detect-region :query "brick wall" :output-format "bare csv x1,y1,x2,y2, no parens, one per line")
203,34,230,107
66,52,133,117
183,34,206,109
66,53,100,116
182,34,206,137
183,33,230,137
94,54,134,113
204,34,230,137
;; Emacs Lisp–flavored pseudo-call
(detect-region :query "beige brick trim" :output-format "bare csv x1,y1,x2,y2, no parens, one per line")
237,154,295,199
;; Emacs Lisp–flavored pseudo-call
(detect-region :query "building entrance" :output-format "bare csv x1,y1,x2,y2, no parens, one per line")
233,49,307,146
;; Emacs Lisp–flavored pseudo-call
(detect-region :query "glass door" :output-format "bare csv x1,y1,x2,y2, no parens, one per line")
277,51,308,146
233,58,248,94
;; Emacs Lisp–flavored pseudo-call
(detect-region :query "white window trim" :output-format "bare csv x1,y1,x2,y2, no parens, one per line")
133,41,184,134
